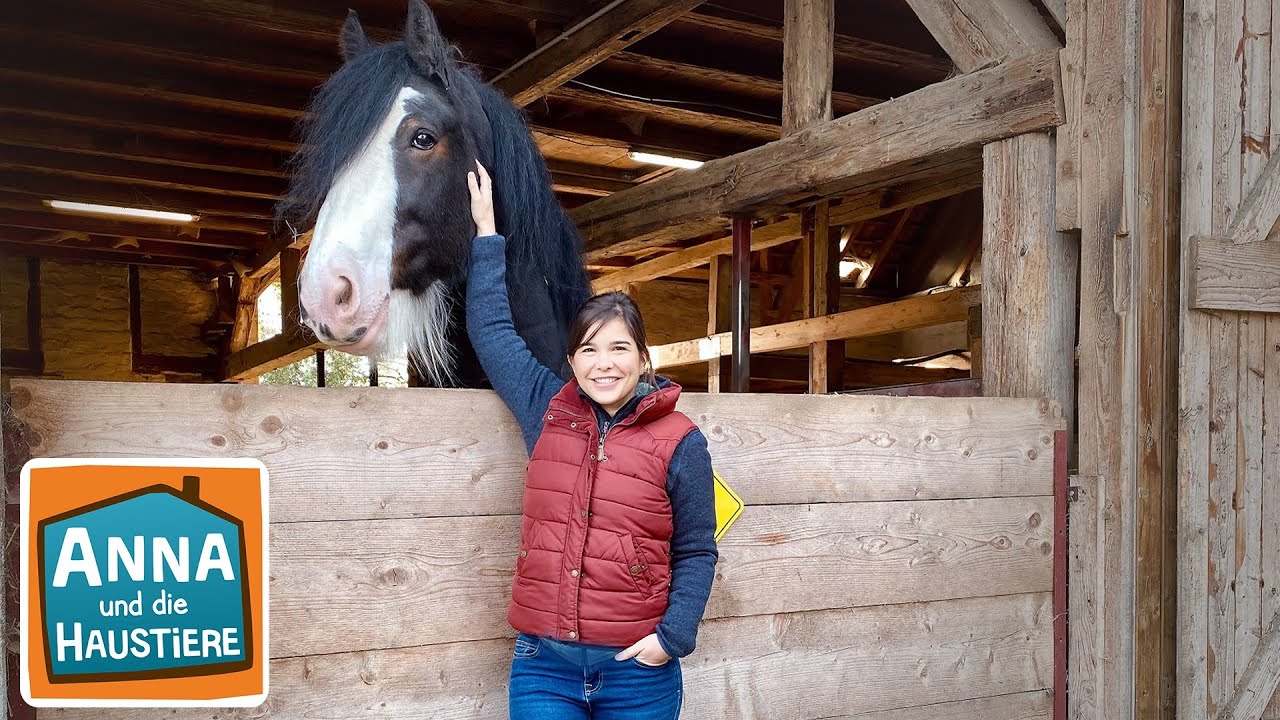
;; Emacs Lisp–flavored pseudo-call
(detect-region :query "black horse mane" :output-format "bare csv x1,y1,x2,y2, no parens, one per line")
277,39,590,341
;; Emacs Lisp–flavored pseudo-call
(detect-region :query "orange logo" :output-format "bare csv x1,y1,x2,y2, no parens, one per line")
21,459,268,707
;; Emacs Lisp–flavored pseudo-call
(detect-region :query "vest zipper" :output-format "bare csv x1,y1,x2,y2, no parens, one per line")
597,421,610,462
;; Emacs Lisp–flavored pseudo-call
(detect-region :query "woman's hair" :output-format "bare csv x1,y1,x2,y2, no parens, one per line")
566,292,657,387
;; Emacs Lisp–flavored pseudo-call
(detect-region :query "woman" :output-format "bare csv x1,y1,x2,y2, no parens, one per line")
465,161,718,719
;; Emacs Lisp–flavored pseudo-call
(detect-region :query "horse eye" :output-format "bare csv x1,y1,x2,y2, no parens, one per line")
411,130,436,150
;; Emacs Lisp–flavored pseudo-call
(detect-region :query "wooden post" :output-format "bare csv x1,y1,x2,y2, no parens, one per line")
316,350,326,388
782,0,834,134
730,217,751,392
967,305,983,379
981,133,1078,435
807,201,840,393
280,247,302,336
783,0,836,394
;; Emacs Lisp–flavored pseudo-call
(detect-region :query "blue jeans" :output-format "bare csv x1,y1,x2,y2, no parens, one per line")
508,634,683,719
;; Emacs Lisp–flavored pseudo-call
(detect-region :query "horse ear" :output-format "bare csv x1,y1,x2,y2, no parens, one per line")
340,9,373,62
404,0,451,89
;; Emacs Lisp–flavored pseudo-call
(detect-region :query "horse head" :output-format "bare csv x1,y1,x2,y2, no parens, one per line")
279,0,588,386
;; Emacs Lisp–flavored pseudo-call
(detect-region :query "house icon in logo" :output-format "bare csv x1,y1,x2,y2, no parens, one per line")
36,475,254,683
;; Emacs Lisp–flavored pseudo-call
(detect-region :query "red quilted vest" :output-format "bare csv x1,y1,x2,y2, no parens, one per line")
508,378,696,646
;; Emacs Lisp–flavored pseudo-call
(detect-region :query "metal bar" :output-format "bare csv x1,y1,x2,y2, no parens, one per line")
730,217,751,392
316,350,326,388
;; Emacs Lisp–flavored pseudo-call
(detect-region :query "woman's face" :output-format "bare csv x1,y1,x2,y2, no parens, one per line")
569,317,644,416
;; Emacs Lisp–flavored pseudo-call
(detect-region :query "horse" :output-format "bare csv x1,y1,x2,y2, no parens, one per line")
277,0,591,387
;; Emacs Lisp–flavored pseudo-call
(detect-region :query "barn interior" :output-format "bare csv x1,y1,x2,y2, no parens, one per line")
0,0,1022,393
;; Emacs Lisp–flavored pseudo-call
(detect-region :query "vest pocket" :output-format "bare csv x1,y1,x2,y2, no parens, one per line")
619,533,657,598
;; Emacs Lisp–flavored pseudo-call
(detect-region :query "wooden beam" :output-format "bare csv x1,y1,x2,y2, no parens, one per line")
492,0,705,106
549,84,780,140
610,51,883,115
222,328,324,381
1215,611,1280,720
590,156,982,287
705,255,731,392
651,285,980,369
569,50,1063,258
679,9,952,91
0,117,291,178
857,208,913,289
1190,235,1280,313
0,209,263,249
807,201,839,393
0,240,218,271
903,0,1062,73
592,217,802,292
0,169,277,219
1224,152,1280,245
0,146,284,199
0,228,242,264
752,354,968,388
782,0,834,136
528,99,761,161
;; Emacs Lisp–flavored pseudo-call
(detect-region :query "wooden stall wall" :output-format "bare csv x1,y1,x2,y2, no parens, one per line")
6,380,1062,719
0,257,219,382
1181,0,1280,718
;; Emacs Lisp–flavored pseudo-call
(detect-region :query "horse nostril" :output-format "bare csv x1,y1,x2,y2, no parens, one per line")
344,326,367,343
334,276,353,306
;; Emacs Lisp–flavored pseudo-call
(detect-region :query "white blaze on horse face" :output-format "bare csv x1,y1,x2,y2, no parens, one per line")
301,86,424,354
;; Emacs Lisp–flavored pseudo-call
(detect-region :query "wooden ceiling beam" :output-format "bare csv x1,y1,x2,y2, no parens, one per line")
0,146,285,200
0,76,297,152
528,100,761,161
551,85,779,139
608,52,881,115
679,8,952,84
570,51,1062,259
0,228,241,263
0,170,278,220
0,209,264,250
0,239,222,272
0,117,290,177
493,0,706,106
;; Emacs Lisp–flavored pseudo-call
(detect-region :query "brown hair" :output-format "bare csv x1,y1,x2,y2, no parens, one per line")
566,292,657,387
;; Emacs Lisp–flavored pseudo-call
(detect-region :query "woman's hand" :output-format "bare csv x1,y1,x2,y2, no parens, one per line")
614,633,671,666
467,160,497,237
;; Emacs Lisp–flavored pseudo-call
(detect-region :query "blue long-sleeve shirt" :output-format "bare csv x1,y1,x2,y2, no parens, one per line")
465,233,717,658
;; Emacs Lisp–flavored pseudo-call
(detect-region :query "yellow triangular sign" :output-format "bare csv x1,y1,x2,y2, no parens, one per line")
712,471,743,541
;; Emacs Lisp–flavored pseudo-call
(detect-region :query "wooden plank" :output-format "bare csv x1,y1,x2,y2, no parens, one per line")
592,218,802,293
980,132,1078,437
8,380,1059,520
781,0,833,136
1225,154,1280,244
1235,312,1266,687
1209,312,1240,717
903,0,1061,73
260,497,1052,657
857,209,912,289
651,286,980,370
40,593,1054,720
492,0,706,107
1178,0,1216,713
569,51,1064,259
0,209,262,249
1134,0,1180,711
706,255,731,393
1266,316,1280,719
1218,611,1280,720
221,329,323,381
1190,235,1280,313
1069,474,1102,720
